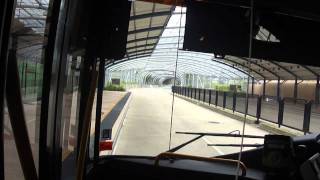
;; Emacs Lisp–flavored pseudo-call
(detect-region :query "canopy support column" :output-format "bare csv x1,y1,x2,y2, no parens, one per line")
277,78,281,100
262,78,266,98
316,76,320,105
251,77,254,96
294,77,298,103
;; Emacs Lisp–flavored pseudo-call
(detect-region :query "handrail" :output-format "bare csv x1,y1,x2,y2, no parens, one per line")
154,152,247,177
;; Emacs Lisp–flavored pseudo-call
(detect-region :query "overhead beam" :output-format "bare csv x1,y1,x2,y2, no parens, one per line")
127,42,181,51
126,42,157,51
130,11,171,20
128,26,164,35
127,36,159,44
128,26,182,35
137,0,184,6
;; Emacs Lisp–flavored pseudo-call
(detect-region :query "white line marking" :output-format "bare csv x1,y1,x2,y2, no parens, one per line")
202,137,225,155
111,95,132,155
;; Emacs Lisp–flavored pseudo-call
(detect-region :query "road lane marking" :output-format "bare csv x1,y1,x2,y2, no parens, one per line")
202,137,225,155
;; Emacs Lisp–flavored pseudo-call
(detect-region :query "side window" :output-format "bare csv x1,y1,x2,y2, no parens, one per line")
60,55,82,179
4,0,53,179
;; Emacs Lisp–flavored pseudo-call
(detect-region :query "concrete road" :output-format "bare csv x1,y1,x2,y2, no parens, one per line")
114,88,269,157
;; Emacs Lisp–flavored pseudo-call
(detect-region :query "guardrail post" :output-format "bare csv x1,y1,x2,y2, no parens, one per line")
303,101,312,134
198,88,201,101
256,96,262,124
192,88,194,98
203,89,206,102
232,93,236,113
223,92,226,109
215,91,218,106
193,88,195,99
209,90,212,105
278,98,284,128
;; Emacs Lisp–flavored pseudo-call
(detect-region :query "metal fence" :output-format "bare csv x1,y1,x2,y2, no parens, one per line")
173,86,319,134
18,61,43,100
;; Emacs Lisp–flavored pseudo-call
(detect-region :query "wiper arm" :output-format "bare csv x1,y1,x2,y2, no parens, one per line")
176,131,265,139
168,130,262,153
208,143,263,147
168,134,204,153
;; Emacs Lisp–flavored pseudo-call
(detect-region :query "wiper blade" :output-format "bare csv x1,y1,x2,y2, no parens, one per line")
176,131,265,139
208,143,263,147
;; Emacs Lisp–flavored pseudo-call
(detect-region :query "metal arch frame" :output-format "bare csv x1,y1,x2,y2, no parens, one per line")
232,57,280,79
111,52,249,76
269,61,300,79
108,54,249,77
143,71,182,79
109,61,238,80
301,65,319,77
157,64,236,79
108,55,244,75
210,59,258,79
107,56,247,79
109,60,240,80
220,57,265,79
139,72,182,85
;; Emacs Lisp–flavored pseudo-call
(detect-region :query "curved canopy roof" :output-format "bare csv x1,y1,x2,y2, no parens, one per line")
108,1,320,83
11,0,49,63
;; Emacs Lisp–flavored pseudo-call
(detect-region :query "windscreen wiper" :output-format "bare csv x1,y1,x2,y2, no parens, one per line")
168,134,204,153
207,143,263,147
168,131,264,153
176,131,265,139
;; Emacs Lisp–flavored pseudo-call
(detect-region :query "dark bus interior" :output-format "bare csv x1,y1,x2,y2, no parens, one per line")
1,0,320,180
